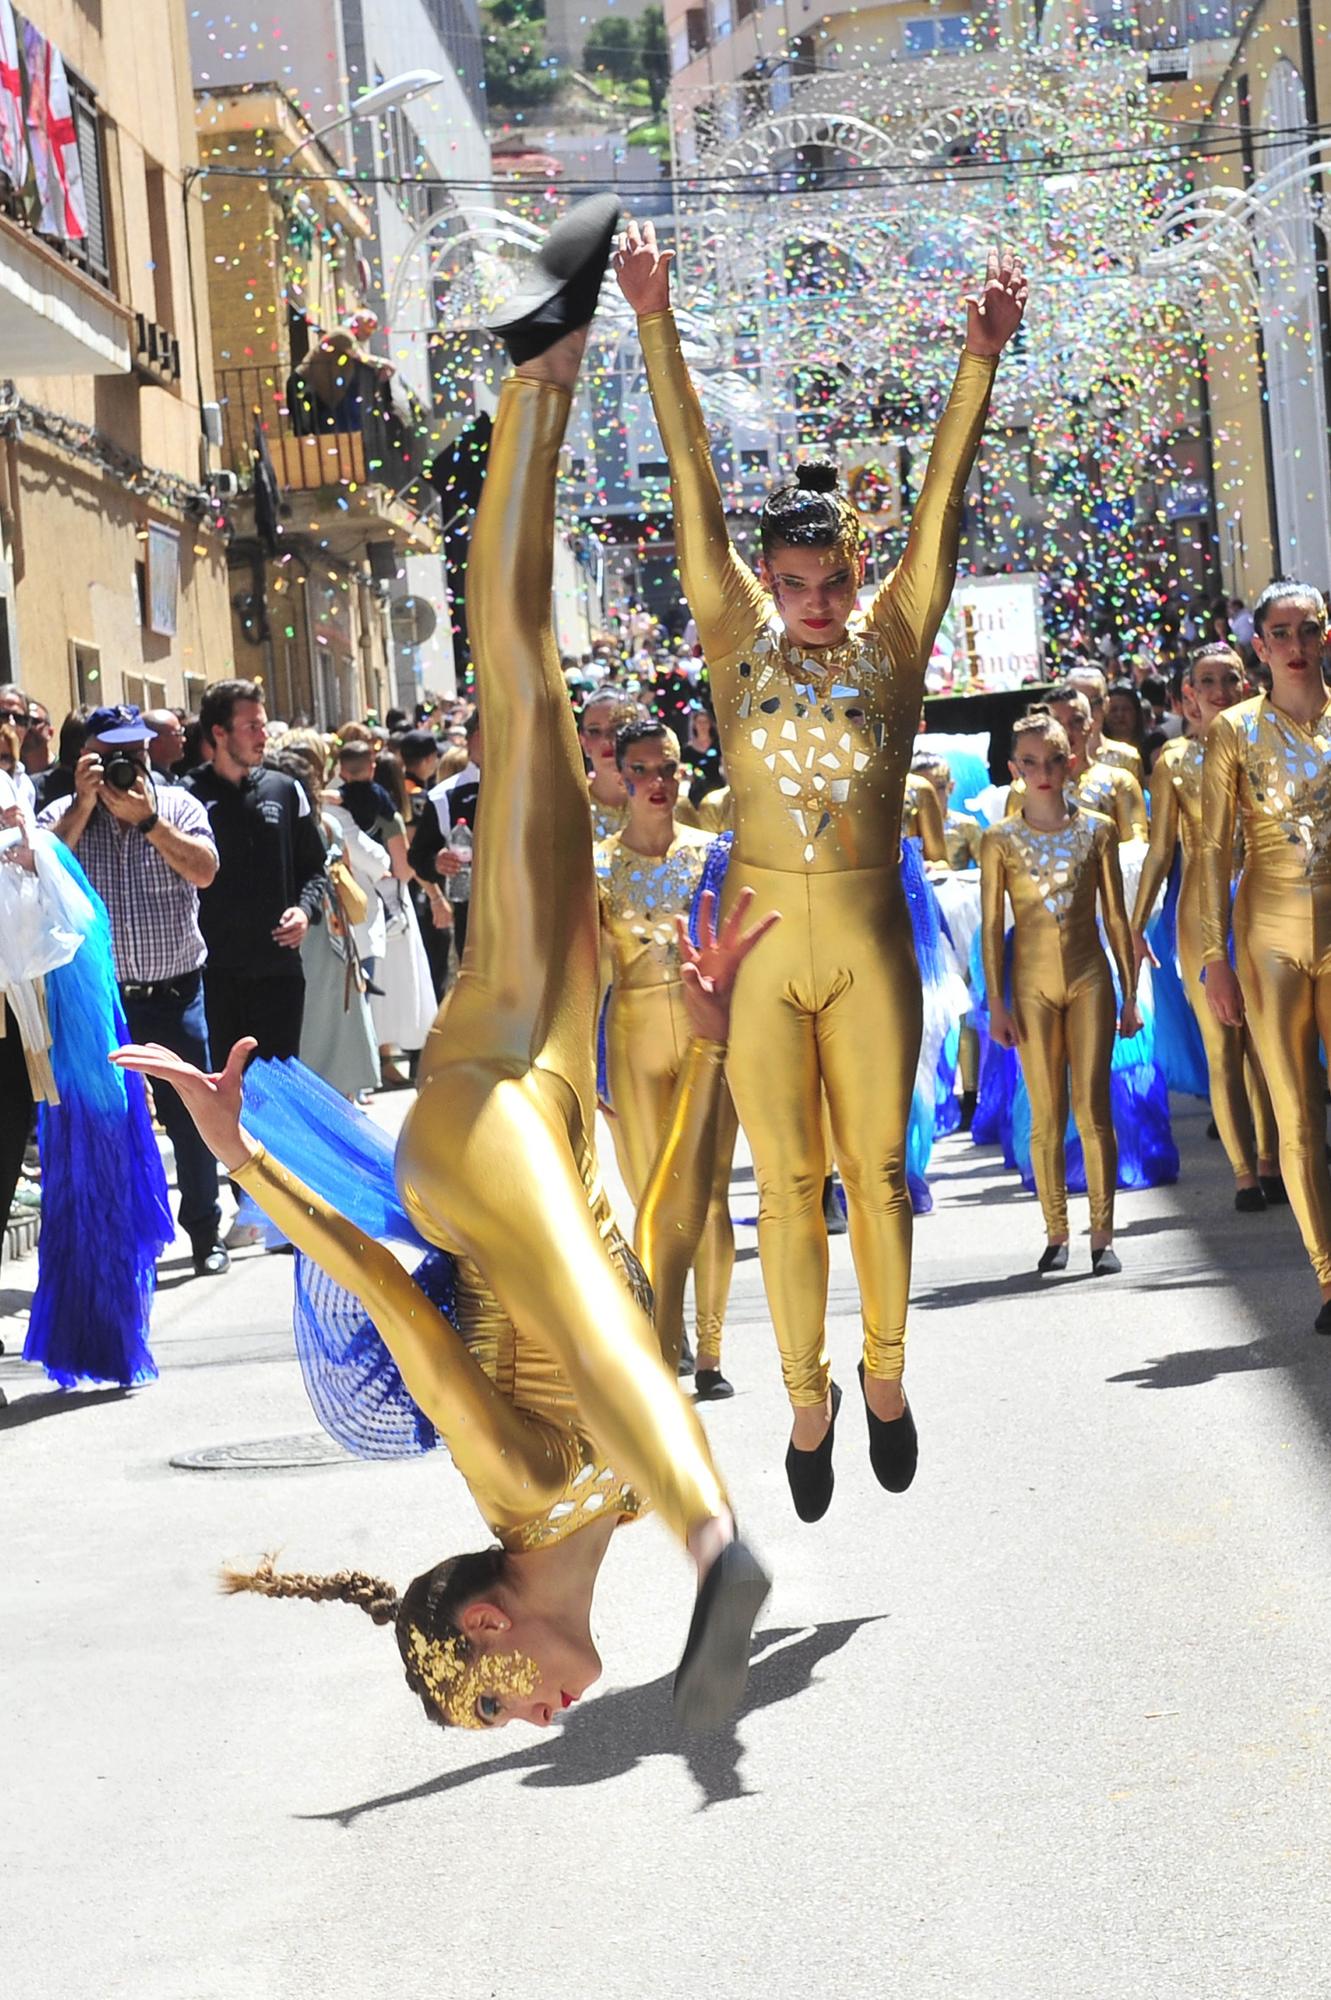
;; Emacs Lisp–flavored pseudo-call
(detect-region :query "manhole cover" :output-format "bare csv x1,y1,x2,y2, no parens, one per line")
170,1432,357,1472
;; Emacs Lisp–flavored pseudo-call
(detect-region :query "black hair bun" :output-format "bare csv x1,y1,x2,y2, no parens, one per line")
794,459,839,493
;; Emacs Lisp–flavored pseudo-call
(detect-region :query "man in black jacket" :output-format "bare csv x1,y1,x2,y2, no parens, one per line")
186,679,326,1065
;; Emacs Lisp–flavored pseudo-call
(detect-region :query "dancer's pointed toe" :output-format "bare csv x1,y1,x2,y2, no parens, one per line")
484,194,621,362
673,1536,771,1733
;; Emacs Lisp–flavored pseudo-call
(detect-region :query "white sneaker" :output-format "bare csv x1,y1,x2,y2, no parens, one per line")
224,1219,266,1250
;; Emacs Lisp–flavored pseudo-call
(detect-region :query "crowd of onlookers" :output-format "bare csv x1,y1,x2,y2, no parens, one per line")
0,582,1296,1291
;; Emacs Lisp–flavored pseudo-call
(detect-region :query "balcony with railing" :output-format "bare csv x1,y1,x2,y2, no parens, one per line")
0,49,131,375
216,361,440,557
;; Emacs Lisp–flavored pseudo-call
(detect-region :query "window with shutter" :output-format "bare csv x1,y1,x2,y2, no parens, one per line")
70,81,111,289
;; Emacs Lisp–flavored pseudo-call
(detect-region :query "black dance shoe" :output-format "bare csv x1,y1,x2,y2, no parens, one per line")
1260,1175,1289,1206
1037,1241,1069,1274
677,1333,696,1379
856,1361,918,1493
784,1382,843,1523
1091,1245,1122,1276
821,1174,848,1237
1314,1301,1331,1336
483,193,621,363
673,1536,771,1734
1234,1184,1268,1213
694,1368,735,1402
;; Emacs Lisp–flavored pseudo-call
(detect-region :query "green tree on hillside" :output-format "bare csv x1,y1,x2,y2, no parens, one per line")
484,0,560,110
582,15,639,88
639,7,669,119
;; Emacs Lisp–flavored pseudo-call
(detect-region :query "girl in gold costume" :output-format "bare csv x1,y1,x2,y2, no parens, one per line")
1006,685,1148,842
596,717,740,1398
982,712,1141,1273
114,200,774,1734
616,216,1026,1521
1201,583,1331,1333
1130,644,1279,1210
1068,664,1144,783
580,689,642,841
912,751,984,870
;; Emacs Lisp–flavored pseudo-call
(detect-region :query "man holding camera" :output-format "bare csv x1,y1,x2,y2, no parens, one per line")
38,704,229,1277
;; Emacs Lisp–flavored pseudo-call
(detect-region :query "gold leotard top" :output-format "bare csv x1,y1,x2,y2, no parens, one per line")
638,309,996,874
232,1033,725,1553
1131,735,1204,929
902,771,948,862
1096,737,1144,781
1199,692,1331,963
1006,760,1148,843
594,823,713,992
944,808,984,871
980,806,1136,1003
590,794,629,844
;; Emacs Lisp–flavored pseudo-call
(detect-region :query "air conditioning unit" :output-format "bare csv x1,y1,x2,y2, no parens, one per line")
209,469,241,501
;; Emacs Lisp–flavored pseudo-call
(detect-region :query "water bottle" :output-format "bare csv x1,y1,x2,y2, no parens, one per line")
447,817,472,903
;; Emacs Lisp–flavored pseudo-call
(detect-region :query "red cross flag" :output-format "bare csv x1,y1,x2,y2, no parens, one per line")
23,20,86,242
0,0,26,190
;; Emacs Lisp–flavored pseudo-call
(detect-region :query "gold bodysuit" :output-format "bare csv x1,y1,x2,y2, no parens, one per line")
1007,762,1148,843
1096,737,1144,781
590,794,629,843
944,808,984,871
1131,733,1276,1184
640,306,995,1402
238,375,732,1555
1201,693,1331,1285
980,807,1135,1238
596,822,739,1363
902,771,948,862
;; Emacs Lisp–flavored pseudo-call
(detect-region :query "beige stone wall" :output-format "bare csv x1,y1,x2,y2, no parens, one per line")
3,0,231,716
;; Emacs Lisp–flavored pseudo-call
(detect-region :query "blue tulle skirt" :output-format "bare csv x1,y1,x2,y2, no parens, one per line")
240,1057,444,1457
1145,860,1209,1100
23,841,172,1386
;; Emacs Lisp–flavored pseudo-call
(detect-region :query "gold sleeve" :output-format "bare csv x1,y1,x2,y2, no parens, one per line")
634,1036,728,1373
637,311,769,667
1003,782,1023,819
1115,771,1149,844
232,1145,560,1505
979,828,1008,1008
1096,824,1137,999
1199,714,1241,965
914,777,948,864
1131,755,1179,931
868,350,996,679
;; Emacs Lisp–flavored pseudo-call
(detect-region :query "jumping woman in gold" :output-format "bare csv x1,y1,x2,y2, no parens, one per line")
596,716,740,1397
982,711,1141,1274
114,200,774,1735
616,217,1027,1521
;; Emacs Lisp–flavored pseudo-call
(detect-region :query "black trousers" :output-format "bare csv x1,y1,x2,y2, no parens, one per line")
120,972,221,1249
203,966,305,1066
0,1002,34,1268
410,883,452,1002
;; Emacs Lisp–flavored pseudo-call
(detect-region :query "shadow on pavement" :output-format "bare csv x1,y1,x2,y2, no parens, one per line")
300,1617,880,1829
0,1385,132,1429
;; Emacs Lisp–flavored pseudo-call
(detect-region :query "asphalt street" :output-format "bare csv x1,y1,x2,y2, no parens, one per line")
6,1092,1331,1999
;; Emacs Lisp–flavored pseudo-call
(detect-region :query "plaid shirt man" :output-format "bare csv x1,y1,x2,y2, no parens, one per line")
38,776,214,983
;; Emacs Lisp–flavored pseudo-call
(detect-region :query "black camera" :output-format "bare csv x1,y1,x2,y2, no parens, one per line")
102,751,140,792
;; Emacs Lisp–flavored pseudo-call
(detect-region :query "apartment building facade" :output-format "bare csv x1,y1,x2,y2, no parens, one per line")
0,0,230,722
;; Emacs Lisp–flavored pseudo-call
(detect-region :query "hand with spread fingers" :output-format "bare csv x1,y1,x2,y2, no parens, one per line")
110,1036,257,1172
613,216,675,317
674,886,780,1045
964,246,1029,359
